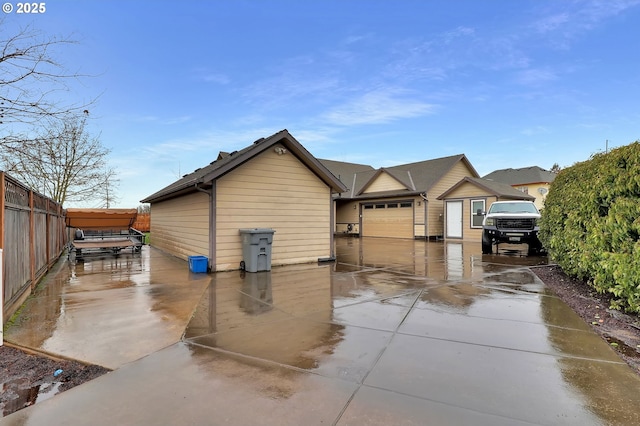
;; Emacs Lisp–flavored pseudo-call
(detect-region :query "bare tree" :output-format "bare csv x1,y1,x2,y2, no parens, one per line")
0,19,88,127
1,114,118,206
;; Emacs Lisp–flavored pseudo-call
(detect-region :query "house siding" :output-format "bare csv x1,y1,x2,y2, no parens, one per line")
362,172,406,193
335,200,360,234
441,180,536,241
150,192,210,260
215,144,331,271
512,182,550,210
426,161,475,237
414,196,426,238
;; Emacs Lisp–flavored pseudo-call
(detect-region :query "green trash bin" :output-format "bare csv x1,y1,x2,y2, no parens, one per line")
239,228,275,272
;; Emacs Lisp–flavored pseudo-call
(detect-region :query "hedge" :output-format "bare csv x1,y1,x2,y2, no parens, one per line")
539,141,640,313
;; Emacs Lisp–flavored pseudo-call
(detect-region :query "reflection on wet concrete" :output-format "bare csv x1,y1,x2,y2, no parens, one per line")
4,247,210,369
5,237,640,425
541,293,640,425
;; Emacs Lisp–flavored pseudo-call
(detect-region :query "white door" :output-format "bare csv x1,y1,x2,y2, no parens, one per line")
446,201,463,238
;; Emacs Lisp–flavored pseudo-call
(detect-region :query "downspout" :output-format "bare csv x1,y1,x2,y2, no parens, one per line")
194,183,215,271
319,189,337,263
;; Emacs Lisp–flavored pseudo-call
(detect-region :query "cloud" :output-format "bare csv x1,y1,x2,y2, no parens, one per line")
532,13,570,33
323,88,437,126
125,114,192,125
441,26,476,44
531,0,640,47
521,126,550,136
515,68,558,85
242,72,341,108
192,68,230,84
201,73,230,84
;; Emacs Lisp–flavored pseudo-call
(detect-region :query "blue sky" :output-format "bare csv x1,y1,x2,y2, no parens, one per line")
3,0,640,208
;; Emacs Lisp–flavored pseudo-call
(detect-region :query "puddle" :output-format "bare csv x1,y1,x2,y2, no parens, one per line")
604,335,640,358
1,379,63,418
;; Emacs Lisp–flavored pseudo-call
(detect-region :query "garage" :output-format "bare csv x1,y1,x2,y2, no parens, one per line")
361,201,414,238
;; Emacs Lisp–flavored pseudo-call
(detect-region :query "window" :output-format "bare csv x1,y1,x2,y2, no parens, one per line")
364,204,374,210
375,204,385,209
400,202,412,208
471,199,485,228
387,203,398,208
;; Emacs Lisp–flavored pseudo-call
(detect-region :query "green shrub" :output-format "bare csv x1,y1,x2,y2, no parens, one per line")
539,141,640,313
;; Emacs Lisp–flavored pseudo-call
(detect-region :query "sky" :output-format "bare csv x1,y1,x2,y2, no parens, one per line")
2,0,640,208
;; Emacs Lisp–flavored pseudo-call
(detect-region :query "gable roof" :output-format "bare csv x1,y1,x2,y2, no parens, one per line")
437,177,535,200
318,159,375,198
321,154,479,199
142,130,347,203
483,166,556,186
379,154,479,195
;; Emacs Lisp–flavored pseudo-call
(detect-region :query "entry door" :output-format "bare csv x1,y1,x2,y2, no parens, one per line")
446,201,463,238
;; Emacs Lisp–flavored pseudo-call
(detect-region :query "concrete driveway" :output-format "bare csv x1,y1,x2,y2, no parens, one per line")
3,238,640,425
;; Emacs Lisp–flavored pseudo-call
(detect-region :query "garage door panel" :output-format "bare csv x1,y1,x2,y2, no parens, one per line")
362,204,413,238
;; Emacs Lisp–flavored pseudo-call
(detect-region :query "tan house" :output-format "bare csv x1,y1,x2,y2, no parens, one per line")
141,130,346,271
320,154,480,239
437,177,535,241
483,166,556,210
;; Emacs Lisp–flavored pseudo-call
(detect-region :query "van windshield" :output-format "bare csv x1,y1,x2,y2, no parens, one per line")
488,203,539,214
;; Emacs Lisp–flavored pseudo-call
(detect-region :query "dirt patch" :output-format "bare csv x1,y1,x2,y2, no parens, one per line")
0,344,110,418
531,264,640,374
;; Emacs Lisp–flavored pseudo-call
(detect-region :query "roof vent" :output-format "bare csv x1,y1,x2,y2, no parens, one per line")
254,138,265,144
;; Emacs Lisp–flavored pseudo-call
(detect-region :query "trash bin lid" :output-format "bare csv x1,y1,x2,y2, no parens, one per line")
239,228,276,234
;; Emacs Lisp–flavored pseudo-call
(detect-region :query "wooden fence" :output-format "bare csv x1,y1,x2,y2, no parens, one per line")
1,172,67,322
132,212,150,232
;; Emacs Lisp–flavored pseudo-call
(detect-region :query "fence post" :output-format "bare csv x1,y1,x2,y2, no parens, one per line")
1,172,4,339
1,248,3,346
0,171,4,251
29,190,35,290
1,171,4,344
46,198,51,266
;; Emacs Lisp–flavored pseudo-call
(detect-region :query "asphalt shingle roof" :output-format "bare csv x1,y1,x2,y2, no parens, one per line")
483,166,556,185
142,130,346,203
320,154,479,199
437,177,535,200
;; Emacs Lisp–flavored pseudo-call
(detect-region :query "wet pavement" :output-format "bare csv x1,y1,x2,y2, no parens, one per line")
3,238,640,425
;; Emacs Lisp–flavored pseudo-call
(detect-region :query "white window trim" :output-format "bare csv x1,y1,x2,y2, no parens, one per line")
471,199,485,229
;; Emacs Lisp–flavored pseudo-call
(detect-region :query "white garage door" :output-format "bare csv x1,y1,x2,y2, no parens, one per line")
362,202,414,238
446,200,463,238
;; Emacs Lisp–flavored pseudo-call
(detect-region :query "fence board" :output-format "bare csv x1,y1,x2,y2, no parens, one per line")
132,213,150,232
1,172,67,322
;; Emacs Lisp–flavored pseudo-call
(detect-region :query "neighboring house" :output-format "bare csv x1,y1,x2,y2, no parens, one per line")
437,177,535,241
482,166,556,210
320,154,480,239
141,130,346,272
